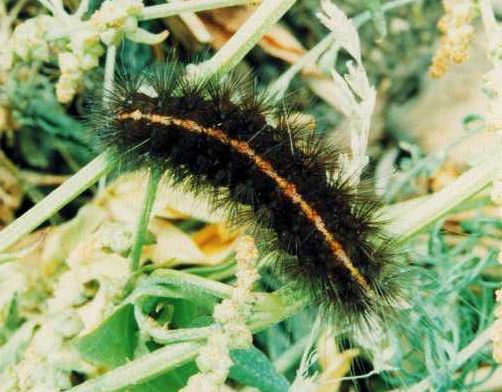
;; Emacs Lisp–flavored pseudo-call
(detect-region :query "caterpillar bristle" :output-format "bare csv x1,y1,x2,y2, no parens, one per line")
91,60,405,328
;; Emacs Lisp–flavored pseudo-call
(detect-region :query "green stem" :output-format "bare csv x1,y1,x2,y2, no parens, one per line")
37,0,56,15
103,45,116,103
130,168,162,272
5,0,28,25
139,0,261,21
194,0,297,76
268,32,336,98
387,152,500,243
0,321,37,373
69,341,203,392
134,302,218,344
149,268,234,298
0,153,111,253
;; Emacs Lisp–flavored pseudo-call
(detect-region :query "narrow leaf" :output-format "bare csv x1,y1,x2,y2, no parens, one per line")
229,347,290,392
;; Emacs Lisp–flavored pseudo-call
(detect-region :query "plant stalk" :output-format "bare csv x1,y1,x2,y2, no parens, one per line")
69,341,203,392
139,0,261,20
194,0,297,76
0,153,111,253
130,168,162,272
388,152,500,243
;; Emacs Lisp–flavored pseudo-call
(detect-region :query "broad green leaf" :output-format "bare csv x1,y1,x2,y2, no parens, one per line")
74,304,138,367
229,347,289,392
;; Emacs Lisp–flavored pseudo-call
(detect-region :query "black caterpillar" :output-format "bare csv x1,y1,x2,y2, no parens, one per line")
92,61,403,326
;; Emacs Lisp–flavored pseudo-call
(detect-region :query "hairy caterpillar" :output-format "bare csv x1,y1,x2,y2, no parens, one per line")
92,61,403,326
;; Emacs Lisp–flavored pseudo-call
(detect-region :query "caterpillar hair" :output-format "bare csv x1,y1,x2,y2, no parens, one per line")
91,60,404,328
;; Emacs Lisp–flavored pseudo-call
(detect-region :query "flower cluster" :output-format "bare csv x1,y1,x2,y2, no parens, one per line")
4,0,167,103
55,33,104,104
10,15,53,64
0,313,91,392
8,12,102,103
181,236,260,392
429,0,475,78
90,0,144,45
0,216,133,391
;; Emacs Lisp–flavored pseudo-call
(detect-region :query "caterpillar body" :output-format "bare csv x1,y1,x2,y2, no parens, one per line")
93,62,403,326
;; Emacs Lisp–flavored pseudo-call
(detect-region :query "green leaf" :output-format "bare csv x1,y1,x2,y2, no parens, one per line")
184,258,236,280
127,362,197,392
229,347,290,392
4,294,22,331
74,304,138,367
170,298,215,328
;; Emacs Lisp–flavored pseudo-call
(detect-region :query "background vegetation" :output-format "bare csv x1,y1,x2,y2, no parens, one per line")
0,0,501,391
